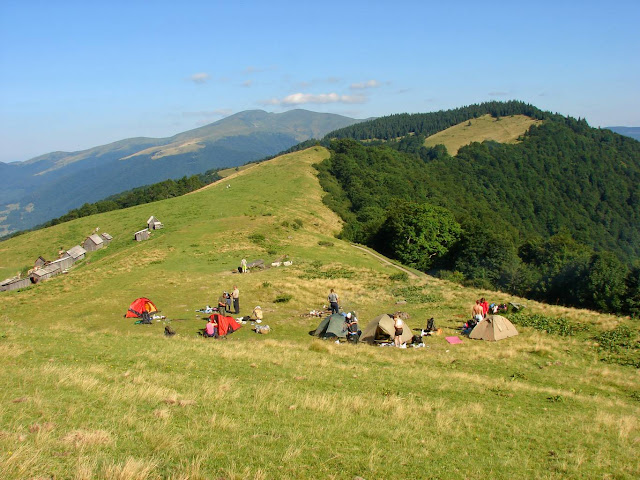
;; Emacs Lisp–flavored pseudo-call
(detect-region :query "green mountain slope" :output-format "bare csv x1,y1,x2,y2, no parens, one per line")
315,104,640,314
0,147,637,478
1,109,362,235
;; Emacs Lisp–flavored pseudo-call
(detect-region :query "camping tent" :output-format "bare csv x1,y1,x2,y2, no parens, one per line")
360,314,414,345
209,313,242,337
313,313,347,338
469,315,519,341
125,297,159,318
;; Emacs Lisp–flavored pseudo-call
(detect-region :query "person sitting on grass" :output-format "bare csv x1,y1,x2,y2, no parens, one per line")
204,316,218,338
252,305,263,323
345,312,359,344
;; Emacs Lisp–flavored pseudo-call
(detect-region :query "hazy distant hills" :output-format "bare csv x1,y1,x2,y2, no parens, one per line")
606,126,640,141
0,109,362,236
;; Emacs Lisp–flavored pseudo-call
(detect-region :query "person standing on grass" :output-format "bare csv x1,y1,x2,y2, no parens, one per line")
232,285,240,314
472,300,484,323
480,297,489,317
241,258,247,273
393,315,404,347
328,289,339,314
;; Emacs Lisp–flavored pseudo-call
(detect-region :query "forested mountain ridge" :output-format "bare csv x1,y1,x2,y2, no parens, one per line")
315,102,640,315
0,109,362,236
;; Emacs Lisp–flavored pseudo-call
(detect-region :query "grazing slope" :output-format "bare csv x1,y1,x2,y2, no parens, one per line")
423,114,541,155
0,148,638,479
0,109,362,236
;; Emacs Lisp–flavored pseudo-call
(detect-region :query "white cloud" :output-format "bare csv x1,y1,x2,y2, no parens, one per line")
261,92,367,106
189,73,211,84
350,79,381,90
242,80,253,88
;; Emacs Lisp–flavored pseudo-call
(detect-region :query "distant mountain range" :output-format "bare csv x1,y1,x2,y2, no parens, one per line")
0,109,363,235
606,126,640,141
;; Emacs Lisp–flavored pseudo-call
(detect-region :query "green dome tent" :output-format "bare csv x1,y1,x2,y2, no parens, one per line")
312,313,347,339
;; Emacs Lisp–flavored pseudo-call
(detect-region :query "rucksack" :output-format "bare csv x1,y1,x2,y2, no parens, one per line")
164,325,176,336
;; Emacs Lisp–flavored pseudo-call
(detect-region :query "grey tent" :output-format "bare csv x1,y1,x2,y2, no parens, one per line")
469,315,519,341
313,313,347,339
360,314,414,345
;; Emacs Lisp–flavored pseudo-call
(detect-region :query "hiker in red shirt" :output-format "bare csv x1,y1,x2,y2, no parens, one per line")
480,297,489,317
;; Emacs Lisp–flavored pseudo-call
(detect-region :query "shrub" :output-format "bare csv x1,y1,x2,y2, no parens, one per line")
595,325,640,367
392,285,439,303
248,233,265,245
274,294,293,303
318,240,334,247
389,272,409,282
437,270,465,284
302,267,354,280
509,313,588,337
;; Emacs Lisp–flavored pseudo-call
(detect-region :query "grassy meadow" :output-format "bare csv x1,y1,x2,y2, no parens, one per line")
0,147,638,479
423,114,541,156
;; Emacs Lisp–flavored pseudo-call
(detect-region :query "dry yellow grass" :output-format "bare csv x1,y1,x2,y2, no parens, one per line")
424,114,542,155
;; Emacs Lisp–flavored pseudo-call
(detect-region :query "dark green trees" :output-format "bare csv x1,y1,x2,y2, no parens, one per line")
377,201,461,271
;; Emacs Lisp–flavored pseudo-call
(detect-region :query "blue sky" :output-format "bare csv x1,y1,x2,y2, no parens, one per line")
1,0,638,163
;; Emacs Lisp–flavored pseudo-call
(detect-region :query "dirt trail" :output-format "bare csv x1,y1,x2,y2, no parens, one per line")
351,244,423,279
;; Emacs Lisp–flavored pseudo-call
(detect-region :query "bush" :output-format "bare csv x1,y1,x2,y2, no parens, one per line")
274,294,293,303
302,267,354,280
318,240,334,247
595,325,640,367
392,285,439,303
389,272,408,282
437,270,465,283
509,313,588,337
248,233,265,245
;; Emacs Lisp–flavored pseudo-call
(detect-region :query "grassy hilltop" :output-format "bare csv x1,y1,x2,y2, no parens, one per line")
0,147,638,479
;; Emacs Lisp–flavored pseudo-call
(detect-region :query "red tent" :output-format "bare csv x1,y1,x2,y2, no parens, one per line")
125,297,159,318
209,313,242,337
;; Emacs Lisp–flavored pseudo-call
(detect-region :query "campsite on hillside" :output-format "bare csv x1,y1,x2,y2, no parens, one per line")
1,142,638,479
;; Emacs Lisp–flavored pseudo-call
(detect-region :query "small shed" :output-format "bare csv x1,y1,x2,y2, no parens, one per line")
147,216,164,230
134,229,150,241
34,256,48,269
0,276,32,292
66,245,87,262
101,233,113,246
83,233,104,252
50,255,73,271
31,263,62,283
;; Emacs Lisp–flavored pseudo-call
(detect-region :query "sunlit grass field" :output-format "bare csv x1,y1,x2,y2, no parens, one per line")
423,114,542,156
1,147,638,479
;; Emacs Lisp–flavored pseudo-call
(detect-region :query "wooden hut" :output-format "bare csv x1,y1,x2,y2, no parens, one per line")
30,263,62,283
134,229,150,241
66,245,87,262
83,233,104,252
34,256,47,269
0,276,32,292
100,233,113,246
147,216,164,230
50,255,73,271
